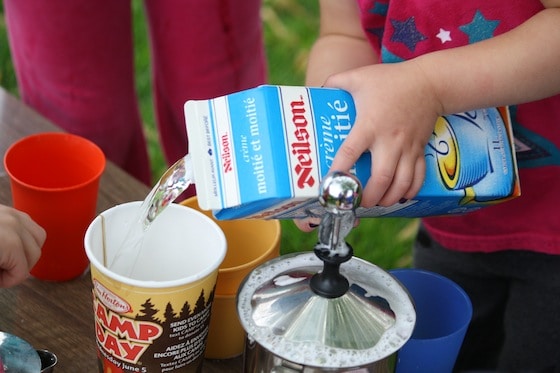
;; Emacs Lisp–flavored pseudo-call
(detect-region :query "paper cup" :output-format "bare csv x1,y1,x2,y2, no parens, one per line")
391,269,472,373
85,202,226,372
4,132,105,281
181,197,281,359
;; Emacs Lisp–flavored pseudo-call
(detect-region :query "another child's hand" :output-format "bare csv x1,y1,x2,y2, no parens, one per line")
0,205,46,287
326,61,442,208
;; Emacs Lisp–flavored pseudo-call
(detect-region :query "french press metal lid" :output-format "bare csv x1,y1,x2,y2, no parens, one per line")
237,172,415,370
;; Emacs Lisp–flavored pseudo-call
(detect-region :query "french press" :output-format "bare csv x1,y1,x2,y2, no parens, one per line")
237,171,416,372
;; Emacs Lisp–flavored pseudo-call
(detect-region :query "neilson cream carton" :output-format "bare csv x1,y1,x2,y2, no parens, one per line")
184,85,520,220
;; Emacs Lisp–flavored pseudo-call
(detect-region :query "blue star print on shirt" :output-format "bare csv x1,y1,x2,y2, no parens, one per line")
459,10,500,43
390,16,427,52
369,1,388,15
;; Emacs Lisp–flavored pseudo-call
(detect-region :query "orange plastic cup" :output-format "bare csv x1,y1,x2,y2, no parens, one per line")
4,132,106,281
181,197,281,359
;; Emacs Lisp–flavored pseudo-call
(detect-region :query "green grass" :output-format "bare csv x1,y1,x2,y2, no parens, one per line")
0,4,16,96
0,0,416,270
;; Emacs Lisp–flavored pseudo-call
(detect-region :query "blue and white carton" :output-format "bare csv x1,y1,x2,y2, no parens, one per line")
184,85,519,220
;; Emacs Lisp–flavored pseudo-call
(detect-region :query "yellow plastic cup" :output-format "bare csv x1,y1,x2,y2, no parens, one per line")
181,197,281,359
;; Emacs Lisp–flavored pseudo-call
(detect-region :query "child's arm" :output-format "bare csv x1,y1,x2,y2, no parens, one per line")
319,0,560,208
414,1,560,114
305,0,378,86
295,0,377,231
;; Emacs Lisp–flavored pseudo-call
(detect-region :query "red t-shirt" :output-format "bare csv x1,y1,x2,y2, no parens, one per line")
358,0,560,254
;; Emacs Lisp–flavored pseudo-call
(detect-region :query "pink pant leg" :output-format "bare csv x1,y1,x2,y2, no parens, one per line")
144,0,267,166
4,0,152,185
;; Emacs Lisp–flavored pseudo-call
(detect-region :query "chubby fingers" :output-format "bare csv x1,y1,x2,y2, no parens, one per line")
0,207,45,254
372,148,426,207
18,211,46,269
293,217,321,232
330,126,426,208
330,118,401,207
0,245,30,288
0,210,45,287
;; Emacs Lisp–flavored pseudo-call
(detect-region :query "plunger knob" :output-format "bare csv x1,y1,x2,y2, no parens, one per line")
319,170,362,214
311,171,362,298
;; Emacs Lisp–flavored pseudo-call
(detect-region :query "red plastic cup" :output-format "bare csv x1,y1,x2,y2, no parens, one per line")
4,132,106,281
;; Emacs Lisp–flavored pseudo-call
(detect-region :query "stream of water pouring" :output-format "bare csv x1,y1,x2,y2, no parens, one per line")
108,154,195,277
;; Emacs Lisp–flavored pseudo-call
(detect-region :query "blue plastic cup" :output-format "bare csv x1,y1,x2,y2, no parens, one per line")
390,269,472,373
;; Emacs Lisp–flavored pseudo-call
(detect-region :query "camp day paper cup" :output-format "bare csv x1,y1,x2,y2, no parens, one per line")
85,202,226,372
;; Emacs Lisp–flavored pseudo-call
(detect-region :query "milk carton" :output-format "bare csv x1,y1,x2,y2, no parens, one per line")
184,85,519,220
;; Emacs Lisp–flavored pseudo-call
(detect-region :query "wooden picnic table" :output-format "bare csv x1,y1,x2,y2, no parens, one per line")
0,87,242,372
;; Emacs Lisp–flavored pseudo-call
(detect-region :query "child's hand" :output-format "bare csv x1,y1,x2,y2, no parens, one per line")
0,205,46,287
326,61,442,207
